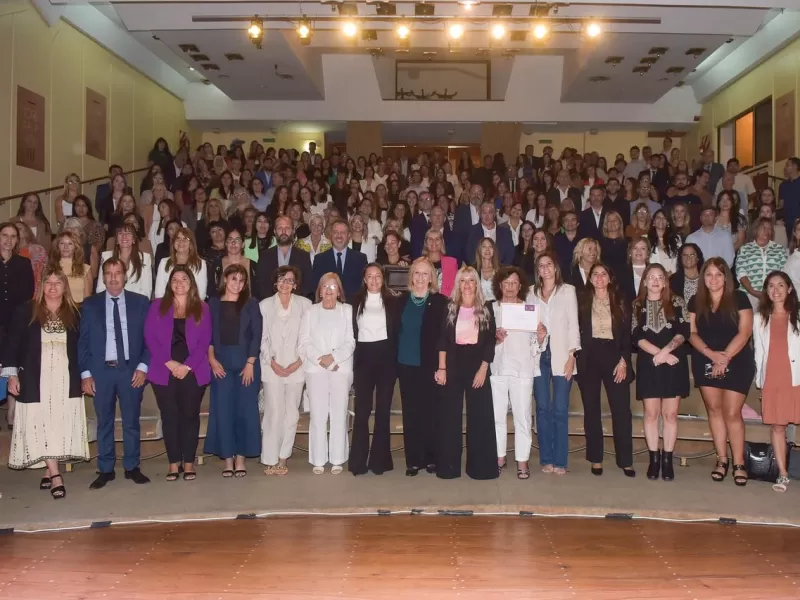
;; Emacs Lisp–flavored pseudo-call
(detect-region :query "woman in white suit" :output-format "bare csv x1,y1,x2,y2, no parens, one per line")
529,251,581,475
96,223,153,298
298,271,356,475
259,265,311,476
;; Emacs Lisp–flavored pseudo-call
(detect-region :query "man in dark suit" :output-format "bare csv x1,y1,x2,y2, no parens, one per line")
454,183,485,263
78,258,151,490
578,185,608,240
603,177,630,229
701,148,725,193
255,215,313,299
410,191,434,259
465,200,515,266
94,164,123,223
472,155,495,192
312,219,368,298
645,154,670,197
546,169,583,208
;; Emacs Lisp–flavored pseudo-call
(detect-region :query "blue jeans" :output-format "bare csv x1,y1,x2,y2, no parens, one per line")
533,344,572,469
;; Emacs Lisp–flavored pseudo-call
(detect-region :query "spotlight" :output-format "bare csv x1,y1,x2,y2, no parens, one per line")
247,16,263,49
297,19,312,45
396,23,411,40
342,20,358,38
491,23,506,40
586,21,602,38
532,22,549,40
448,23,465,40
459,0,478,10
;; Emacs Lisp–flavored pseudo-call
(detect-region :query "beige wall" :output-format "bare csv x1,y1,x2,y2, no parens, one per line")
200,131,324,155
520,130,681,161
0,0,189,222
684,37,800,176
481,123,522,165
345,122,383,159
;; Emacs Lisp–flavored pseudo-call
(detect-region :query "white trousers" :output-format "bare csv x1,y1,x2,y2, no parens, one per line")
306,370,352,467
490,374,533,461
260,380,304,465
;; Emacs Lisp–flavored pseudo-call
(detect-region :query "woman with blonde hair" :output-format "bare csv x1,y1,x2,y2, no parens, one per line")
422,228,458,297
48,231,92,304
599,210,627,277
62,216,100,281
195,197,227,251
12,193,52,250
55,173,81,226
567,237,601,294
626,202,652,240
298,272,355,475
434,265,498,480
2,267,88,499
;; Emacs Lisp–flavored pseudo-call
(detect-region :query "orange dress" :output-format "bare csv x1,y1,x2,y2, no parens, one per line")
762,312,800,425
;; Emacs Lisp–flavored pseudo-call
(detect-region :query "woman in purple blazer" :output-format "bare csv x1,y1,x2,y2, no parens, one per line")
144,265,212,481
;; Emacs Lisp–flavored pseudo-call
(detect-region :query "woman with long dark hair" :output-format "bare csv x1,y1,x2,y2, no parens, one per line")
244,212,272,262
97,223,153,298
435,266,498,480
13,193,52,250
145,266,212,481
206,264,262,477
576,262,635,477
648,210,680,275
349,264,396,476
2,267,86,498
687,258,754,486
632,263,690,481
669,243,704,305
754,271,800,492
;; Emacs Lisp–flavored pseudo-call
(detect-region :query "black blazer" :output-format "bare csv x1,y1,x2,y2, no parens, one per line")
576,297,633,383
577,206,607,241
3,302,82,403
566,265,587,297
393,291,448,373
436,301,497,370
312,248,368,299
254,245,313,300
546,186,583,208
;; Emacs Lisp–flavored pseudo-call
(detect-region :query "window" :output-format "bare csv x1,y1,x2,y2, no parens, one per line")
719,98,772,169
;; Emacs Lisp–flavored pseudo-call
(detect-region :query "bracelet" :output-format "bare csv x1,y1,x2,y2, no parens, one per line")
438,367,446,371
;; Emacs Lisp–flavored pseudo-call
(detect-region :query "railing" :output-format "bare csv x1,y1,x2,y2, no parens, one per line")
0,166,150,207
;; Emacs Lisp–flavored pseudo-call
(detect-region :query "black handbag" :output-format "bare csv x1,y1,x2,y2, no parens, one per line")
744,441,781,483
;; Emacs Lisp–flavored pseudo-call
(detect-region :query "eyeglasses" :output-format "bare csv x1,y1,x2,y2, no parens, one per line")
278,278,296,286
227,238,243,244
647,275,666,282
175,236,190,242
322,283,339,291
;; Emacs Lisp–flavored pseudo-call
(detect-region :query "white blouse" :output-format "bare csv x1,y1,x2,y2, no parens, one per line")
153,257,208,300
97,250,153,299
357,292,387,342
490,302,544,379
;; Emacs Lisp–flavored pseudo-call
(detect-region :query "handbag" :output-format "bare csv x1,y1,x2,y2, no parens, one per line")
744,441,781,483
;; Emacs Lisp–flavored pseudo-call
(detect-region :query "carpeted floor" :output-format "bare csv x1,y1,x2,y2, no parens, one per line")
1,448,797,532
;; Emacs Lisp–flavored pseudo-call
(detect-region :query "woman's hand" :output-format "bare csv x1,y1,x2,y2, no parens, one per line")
434,368,447,386
664,353,679,366
172,364,190,380
271,359,288,378
564,355,576,381
472,364,488,389
210,358,226,379
318,354,334,369
536,323,547,346
495,328,508,345
612,359,627,384
8,376,20,396
240,363,255,386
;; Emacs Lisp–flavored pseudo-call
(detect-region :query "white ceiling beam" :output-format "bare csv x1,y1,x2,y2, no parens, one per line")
48,1,800,7
691,9,800,102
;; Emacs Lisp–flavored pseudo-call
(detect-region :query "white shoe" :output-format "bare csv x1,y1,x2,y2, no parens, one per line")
312,466,325,475
330,465,343,475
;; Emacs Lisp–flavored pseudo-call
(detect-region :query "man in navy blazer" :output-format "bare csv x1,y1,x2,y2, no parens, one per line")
578,185,608,240
312,219,368,298
465,200,515,266
453,184,486,263
79,258,151,490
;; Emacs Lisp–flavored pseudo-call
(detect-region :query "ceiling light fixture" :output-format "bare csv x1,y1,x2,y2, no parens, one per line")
342,20,358,38
458,0,479,10
532,22,549,40
491,23,506,41
297,18,312,45
448,23,465,40
396,23,411,40
247,16,263,49
585,21,602,38
189,67,196,71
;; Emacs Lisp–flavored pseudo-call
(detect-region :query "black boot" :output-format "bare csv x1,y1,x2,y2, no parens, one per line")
661,451,675,481
646,450,661,480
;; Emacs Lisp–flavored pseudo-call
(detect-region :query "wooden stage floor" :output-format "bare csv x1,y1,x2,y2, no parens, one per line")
0,516,797,599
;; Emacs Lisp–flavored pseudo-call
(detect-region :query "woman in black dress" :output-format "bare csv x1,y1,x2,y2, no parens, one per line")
687,257,754,486
632,264,690,481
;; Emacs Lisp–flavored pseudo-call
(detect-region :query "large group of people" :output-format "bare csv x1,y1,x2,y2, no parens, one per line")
2,135,800,499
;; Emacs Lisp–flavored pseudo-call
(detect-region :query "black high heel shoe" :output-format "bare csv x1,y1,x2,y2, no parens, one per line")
591,466,603,476
711,456,729,482
647,450,661,480
405,467,421,477
50,474,66,500
661,451,674,481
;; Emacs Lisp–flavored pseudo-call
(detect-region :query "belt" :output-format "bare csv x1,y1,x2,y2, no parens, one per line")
105,361,122,368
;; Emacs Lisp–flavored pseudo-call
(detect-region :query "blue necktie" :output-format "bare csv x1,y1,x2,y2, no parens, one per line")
112,297,126,364
336,251,343,275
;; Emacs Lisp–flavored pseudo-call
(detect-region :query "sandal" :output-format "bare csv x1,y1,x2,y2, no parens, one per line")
50,474,66,500
554,467,567,476
263,465,277,476
330,465,343,475
183,470,197,481
166,466,183,481
541,465,555,474
312,466,325,475
234,469,247,478
497,460,507,476
733,464,748,487
274,464,288,476
773,475,790,493
40,476,52,490
517,467,530,480
222,469,235,478
711,457,729,482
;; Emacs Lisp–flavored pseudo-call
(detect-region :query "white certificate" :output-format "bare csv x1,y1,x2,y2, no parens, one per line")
500,303,538,332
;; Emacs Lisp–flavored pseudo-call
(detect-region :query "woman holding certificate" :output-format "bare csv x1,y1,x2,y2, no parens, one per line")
490,266,547,479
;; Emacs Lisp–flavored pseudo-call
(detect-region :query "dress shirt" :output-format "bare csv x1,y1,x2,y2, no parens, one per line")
333,246,348,272
357,292,388,342
715,174,755,215
277,245,292,267
482,224,497,242
470,203,480,225
80,291,148,379
97,251,153,299
685,227,735,267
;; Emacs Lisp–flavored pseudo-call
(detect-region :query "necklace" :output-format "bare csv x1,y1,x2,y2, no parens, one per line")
411,292,429,306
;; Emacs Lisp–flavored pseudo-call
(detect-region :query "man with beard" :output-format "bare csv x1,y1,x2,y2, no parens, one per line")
255,215,313,299
665,172,703,230
603,177,630,229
